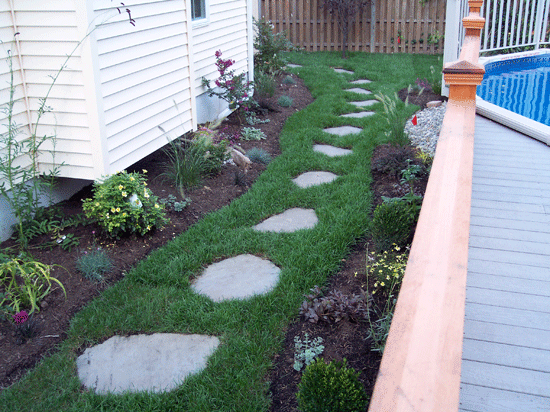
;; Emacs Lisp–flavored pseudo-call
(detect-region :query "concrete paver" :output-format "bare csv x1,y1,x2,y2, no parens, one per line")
324,126,362,136
253,208,318,232
293,171,338,188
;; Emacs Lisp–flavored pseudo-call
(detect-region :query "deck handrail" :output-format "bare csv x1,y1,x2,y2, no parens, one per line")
368,1,485,411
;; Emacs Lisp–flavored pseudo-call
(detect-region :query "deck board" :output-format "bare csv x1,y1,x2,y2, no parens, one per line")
460,116,550,411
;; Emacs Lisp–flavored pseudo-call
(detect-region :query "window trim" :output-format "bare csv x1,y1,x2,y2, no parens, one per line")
191,0,209,26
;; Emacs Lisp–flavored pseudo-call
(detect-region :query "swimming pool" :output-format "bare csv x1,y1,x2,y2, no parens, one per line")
476,50,550,145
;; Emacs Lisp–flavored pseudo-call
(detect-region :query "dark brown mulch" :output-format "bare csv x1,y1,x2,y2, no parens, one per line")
0,76,435,410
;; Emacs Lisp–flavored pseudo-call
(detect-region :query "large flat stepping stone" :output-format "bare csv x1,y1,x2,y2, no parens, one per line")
286,64,301,68
192,254,280,301
341,111,375,119
346,88,372,95
313,144,353,157
350,100,377,108
351,79,372,84
293,171,338,188
77,333,219,394
253,208,318,233
324,125,362,136
334,68,354,74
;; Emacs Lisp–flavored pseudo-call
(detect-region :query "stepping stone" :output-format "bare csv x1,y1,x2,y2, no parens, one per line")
293,171,338,188
192,254,281,302
77,333,219,394
324,125,362,136
346,88,372,95
350,100,377,108
253,208,318,233
351,79,372,84
313,144,353,157
286,64,301,68
334,68,354,74
341,111,375,119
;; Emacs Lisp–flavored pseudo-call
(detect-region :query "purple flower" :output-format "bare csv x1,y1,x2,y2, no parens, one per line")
13,311,28,324
215,50,222,58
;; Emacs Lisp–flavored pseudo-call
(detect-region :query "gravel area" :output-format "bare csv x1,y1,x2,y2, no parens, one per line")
405,102,447,156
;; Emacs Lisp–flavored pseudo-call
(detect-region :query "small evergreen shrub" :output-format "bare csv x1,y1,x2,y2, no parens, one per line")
371,197,419,251
278,95,293,107
246,147,272,164
297,358,368,412
282,75,297,85
82,170,168,238
76,248,113,282
254,70,277,98
253,17,294,75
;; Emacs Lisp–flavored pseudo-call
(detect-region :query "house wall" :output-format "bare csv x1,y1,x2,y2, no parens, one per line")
192,0,253,123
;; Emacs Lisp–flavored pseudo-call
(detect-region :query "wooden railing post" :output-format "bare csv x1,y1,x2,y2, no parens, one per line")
367,2,484,411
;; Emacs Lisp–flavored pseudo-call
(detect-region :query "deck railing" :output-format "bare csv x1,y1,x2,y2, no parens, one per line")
367,1,485,411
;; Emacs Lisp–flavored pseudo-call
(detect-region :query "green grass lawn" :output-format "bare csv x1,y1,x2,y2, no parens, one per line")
0,52,442,412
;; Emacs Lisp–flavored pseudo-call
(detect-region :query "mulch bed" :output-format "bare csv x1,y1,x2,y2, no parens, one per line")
0,74,442,409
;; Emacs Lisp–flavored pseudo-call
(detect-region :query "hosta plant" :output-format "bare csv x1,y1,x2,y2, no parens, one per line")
82,170,167,238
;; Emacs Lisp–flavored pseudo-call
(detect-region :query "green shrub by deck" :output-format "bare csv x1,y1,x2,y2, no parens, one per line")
371,197,419,251
297,358,368,412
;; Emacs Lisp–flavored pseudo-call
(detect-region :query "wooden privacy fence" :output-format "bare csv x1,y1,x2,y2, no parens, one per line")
260,0,447,54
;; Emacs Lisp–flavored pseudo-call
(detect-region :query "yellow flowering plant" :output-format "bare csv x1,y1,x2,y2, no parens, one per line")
368,244,408,297
82,170,167,238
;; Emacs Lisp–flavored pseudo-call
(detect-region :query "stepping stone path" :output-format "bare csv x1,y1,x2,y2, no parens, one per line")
341,112,375,119
76,69,378,397
253,207,318,233
293,171,338,188
346,87,372,95
313,144,353,157
286,64,302,68
324,125,362,136
191,254,281,302
77,333,220,394
334,68,354,74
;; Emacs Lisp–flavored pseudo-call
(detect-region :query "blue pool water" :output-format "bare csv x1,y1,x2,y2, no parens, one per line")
477,54,550,127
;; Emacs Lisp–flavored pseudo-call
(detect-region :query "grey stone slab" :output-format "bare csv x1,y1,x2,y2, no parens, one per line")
286,63,301,68
77,334,219,394
340,111,375,119
350,79,372,84
345,87,372,95
253,208,318,233
323,126,362,136
350,100,377,108
334,68,354,74
293,171,338,188
313,144,353,157
192,254,280,301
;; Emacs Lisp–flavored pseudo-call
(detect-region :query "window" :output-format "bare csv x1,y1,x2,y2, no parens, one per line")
191,0,206,21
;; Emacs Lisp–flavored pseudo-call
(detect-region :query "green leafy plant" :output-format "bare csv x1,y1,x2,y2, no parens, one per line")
82,170,167,238
374,92,410,147
253,70,277,98
293,333,324,371
76,248,113,282
241,127,266,141
297,358,368,411
246,147,272,164
371,197,419,251
11,310,38,344
253,17,295,75
0,258,66,315
160,194,191,212
282,75,297,85
245,110,270,125
278,95,293,107
299,285,370,324
428,64,442,95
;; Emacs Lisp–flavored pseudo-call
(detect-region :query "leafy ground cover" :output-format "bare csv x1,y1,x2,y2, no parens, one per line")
0,51,443,411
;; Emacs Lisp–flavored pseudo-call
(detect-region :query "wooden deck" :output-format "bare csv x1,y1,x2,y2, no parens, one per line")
460,115,550,411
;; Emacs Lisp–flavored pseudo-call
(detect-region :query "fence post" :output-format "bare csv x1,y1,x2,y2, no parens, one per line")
442,0,463,97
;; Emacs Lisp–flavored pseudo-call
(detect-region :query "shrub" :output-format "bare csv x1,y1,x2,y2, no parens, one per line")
254,70,277,98
293,333,324,371
371,197,419,251
76,248,113,282
253,17,294,75
246,147,272,164
0,258,65,315
278,95,293,107
297,358,368,412
241,127,266,141
82,170,168,238
282,75,297,85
